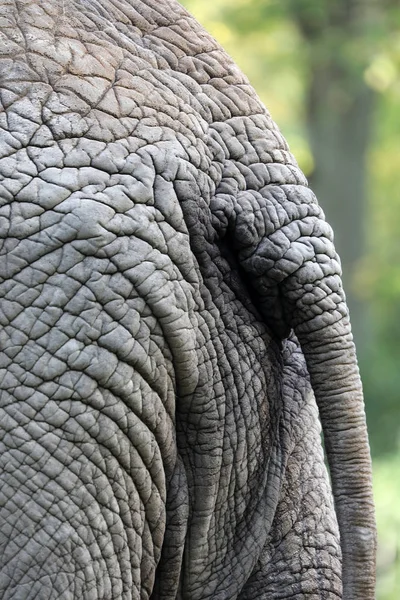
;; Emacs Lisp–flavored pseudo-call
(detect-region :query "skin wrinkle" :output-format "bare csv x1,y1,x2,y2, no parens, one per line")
0,0,375,599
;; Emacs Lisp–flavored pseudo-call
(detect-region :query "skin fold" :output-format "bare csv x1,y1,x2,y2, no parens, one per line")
0,0,376,598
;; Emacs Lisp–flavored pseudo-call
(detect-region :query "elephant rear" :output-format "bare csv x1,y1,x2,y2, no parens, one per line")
0,0,374,599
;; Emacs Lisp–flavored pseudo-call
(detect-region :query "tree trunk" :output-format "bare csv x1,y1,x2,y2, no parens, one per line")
306,63,375,354
286,0,378,354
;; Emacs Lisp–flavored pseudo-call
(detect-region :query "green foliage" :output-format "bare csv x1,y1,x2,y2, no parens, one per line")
375,455,400,599
180,1,400,596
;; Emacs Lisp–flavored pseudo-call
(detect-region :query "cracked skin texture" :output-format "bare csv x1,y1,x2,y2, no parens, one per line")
0,1,375,599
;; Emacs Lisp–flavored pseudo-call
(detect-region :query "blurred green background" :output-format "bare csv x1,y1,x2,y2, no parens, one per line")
180,1,400,597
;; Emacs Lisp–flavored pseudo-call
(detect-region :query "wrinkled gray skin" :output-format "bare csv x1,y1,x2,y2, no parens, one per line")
0,1,376,599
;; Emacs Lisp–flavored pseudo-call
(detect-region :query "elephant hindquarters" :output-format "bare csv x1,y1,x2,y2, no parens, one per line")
0,173,200,598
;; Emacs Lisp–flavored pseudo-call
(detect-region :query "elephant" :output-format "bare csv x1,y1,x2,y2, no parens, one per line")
0,0,376,599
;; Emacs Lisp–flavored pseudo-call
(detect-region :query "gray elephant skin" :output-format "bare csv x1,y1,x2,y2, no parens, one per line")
0,1,376,599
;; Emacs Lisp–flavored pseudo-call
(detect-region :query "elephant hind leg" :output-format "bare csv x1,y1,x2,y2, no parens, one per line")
239,338,342,600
